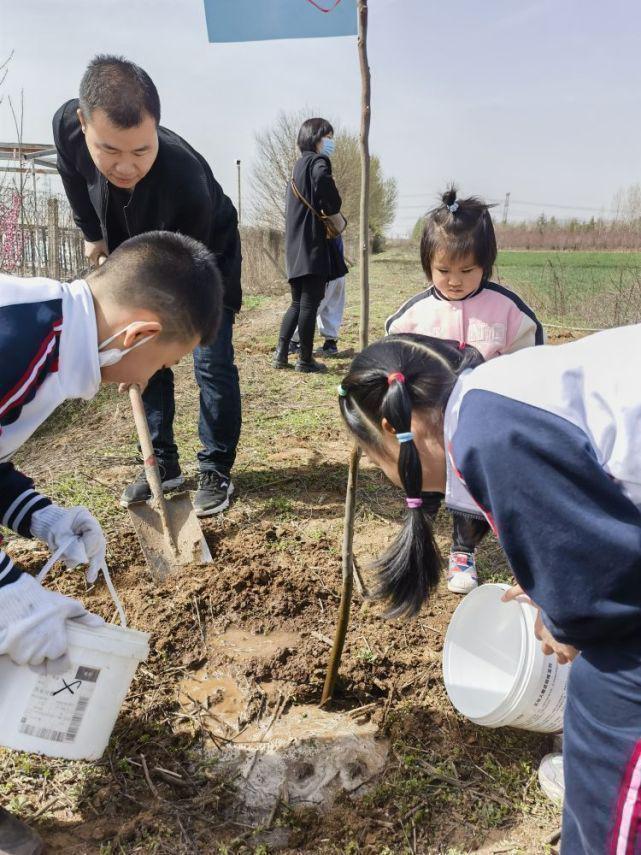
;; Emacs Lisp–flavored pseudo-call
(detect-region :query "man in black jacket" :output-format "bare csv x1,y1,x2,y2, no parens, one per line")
53,55,242,515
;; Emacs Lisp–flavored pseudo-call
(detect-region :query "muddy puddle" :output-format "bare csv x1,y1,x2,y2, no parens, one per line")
210,626,301,660
178,671,246,722
178,628,390,822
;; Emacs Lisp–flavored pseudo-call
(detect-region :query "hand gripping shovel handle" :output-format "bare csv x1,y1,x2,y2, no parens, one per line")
128,385,178,555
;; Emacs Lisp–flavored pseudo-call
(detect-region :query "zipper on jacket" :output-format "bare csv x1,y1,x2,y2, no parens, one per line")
101,175,109,250
123,185,136,237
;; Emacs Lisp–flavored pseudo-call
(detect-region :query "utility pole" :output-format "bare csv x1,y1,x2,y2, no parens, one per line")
502,191,511,225
236,159,242,225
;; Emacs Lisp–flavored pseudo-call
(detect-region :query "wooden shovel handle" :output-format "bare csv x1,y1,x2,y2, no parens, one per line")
129,385,178,553
129,385,165,504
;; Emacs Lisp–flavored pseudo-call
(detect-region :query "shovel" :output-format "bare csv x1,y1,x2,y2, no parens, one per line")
127,385,212,580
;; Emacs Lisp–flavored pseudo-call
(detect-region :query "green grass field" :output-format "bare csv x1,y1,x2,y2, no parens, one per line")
357,246,641,333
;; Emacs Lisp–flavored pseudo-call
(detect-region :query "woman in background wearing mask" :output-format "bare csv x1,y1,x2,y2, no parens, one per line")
273,117,347,374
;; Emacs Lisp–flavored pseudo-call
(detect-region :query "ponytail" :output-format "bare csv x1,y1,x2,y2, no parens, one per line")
339,334,483,618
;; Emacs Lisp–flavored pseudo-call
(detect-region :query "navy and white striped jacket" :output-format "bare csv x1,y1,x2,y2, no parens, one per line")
0,274,101,587
444,323,641,649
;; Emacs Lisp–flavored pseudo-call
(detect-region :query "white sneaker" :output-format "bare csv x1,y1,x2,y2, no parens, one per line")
447,551,478,594
539,752,565,805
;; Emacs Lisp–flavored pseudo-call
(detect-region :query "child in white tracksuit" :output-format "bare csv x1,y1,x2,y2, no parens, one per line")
337,325,641,854
0,232,222,854
386,186,543,594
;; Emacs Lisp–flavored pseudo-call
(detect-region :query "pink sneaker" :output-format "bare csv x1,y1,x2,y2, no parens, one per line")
447,551,478,594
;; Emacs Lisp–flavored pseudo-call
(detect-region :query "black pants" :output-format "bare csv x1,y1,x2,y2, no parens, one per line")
142,308,241,476
421,492,490,553
278,275,326,358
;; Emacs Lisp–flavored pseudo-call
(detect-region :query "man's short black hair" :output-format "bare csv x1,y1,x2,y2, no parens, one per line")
88,232,222,345
297,117,334,153
79,55,161,128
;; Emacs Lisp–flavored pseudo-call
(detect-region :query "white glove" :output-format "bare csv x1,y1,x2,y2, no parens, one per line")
30,505,107,584
0,574,104,666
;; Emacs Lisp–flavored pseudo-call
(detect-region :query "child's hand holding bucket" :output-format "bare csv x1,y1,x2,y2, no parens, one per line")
0,574,104,666
30,504,107,584
502,583,578,665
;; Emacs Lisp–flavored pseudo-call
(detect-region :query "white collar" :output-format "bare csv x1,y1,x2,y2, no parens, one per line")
58,280,102,400
443,371,483,517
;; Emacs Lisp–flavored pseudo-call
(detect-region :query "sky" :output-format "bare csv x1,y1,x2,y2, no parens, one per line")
1,0,641,235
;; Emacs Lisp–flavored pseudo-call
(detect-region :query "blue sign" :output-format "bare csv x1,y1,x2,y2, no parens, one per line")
204,0,357,43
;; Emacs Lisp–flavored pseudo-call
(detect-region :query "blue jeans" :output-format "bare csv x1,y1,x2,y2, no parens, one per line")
142,308,241,476
561,639,641,854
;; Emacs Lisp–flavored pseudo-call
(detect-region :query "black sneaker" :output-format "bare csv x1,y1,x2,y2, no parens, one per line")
288,340,301,355
194,471,235,516
295,357,327,374
320,339,339,356
120,460,184,507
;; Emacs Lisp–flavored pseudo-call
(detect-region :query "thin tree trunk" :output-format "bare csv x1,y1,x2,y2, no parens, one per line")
321,0,371,706
357,0,371,351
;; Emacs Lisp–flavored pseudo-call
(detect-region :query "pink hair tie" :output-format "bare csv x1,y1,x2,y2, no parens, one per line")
387,372,405,386
405,497,423,509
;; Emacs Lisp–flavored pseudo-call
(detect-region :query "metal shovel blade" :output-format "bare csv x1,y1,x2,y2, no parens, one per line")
128,491,213,581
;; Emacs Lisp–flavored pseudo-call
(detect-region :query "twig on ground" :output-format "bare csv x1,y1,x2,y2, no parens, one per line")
262,690,289,739
266,783,286,829
419,620,443,636
175,813,195,850
347,701,378,718
352,557,369,597
543,320,605,332
153,768,192,789
191,595,206,645
401,802,426,822
243,691,291,781
546,828,562,845
382,682,396,725
30,797,61,820
77,469,121,494
140,753,161,800
311,631,334,647
370,818,395,830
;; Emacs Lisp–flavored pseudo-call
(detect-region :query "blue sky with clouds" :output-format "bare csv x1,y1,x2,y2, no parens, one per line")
2,0,640,234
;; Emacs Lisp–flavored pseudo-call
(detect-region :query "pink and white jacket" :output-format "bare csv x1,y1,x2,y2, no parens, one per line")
385,281,544,359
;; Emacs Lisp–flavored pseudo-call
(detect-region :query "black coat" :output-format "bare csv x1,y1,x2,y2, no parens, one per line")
285,152,347,282
52,99,242,312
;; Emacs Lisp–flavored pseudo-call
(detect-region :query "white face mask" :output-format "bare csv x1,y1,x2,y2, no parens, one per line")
98,323,156,368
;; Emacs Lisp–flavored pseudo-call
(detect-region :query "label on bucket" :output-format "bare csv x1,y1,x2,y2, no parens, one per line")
511,657,568,732
18,665,101,744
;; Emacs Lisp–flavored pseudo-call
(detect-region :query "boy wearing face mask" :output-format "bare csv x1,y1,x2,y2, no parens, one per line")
0,230,221,855
0,230,221,664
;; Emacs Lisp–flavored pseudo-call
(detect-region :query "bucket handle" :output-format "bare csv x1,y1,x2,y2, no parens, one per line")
36,537,128,628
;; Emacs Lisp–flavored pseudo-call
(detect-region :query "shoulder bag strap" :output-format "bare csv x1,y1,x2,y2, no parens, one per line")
290,176,323,222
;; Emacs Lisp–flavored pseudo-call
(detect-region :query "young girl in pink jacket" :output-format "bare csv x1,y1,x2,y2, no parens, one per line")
386,186,543,594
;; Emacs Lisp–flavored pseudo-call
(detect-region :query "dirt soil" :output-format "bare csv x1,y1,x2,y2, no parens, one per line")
0,266,572,854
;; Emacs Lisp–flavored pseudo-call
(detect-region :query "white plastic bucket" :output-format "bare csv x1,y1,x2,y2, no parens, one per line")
442,583,569,732
0,619,149,760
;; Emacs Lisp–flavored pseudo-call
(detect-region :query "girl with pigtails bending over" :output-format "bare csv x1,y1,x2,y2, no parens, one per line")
385,186,544,594
337,324,641,855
